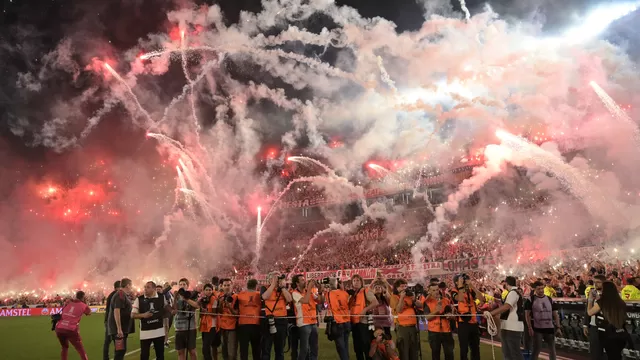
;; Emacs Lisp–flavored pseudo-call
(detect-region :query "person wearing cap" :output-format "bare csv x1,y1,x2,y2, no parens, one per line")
451,274,484,360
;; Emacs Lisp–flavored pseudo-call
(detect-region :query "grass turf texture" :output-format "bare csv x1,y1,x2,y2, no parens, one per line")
0,315,503,359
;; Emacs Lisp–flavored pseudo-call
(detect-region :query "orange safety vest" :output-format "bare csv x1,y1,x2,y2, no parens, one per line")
424,297,452,333
293,289,317,326
263,289,287,317
455,290,477,324
217,293,238,330
328,290,350,324
237,290,261,325
349,287,371,324
199,297,217,332
391,294,417,327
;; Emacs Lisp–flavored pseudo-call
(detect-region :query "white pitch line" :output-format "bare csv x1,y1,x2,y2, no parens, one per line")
153,336,201,360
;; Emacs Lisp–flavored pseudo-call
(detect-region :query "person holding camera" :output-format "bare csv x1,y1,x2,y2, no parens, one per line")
173,278,201,360
451,274,484,360
291,275,323,360
390,279,422,360
200,284,221,360
349,274,379,360
55,290,92,360
261,272,293,360
237,279,262,360
369,274,393,338
132,281,170,360
369,327,399,360
325,277,351,360
108,278,135,360
217,278,239,360
424,283,454,360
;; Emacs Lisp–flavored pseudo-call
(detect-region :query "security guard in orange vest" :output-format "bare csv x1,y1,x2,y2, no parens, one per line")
424,283,454,360
451,274,484,360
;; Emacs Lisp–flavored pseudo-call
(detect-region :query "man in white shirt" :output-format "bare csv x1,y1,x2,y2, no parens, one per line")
132,281,170,360
490,276,524,360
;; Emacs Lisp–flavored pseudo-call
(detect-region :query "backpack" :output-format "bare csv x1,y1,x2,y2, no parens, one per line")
500,290,525,322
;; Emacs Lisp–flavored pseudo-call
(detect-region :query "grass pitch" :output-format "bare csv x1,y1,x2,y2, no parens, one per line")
0,315,503,359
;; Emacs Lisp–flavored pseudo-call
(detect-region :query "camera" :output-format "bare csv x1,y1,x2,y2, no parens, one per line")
225,294,234,303
178,288,199,300
267,315,277,334
321,277,331,285
200,295,212,305
277,274,286,281
405,286,415,297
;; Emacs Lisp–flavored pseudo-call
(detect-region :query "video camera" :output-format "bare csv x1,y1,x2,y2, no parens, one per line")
224,294,234,303
321,277,331,285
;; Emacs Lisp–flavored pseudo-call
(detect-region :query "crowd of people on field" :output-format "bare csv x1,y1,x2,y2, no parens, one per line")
49,255,640,360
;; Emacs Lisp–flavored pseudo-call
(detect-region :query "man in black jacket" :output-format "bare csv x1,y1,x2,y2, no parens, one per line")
104,281,121,360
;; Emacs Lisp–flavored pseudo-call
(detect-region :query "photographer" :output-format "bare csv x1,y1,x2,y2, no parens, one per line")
424,283,454,360
237,279,262,360
451,274,484,360
261,272,293,360
325,277,351,360
349,274,378,360
369,327,399,360
173,278,201,360
218,279,239,360
132,281,170,360
199,284,221,360
55,290,92,360
369,274,392,337
390,279,422,360
292,275,324,360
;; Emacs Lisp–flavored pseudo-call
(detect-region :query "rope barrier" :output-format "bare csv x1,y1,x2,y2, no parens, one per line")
170,309,500,359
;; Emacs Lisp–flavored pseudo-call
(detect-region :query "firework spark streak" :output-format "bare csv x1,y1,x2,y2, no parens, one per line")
103,63,154,126
589,80,640,145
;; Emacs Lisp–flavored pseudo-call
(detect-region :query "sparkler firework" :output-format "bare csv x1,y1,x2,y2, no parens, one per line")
2,0,640,291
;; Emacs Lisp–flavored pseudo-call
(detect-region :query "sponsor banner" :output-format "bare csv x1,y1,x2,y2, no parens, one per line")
0,305,106,317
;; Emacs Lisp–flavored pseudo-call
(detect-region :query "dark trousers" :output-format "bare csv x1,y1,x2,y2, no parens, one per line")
103,326,112,360
238,324,261,360
428,331,454,360
261,319,288,360
600,331,625,360
290,325,299,360
352,323,373,360
297,324,318,360
457,322,480,360
396,325,419,360
202,329,220,360
333,322,351,360
140,336,165,360
589,326,606,360
111,334,129,360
